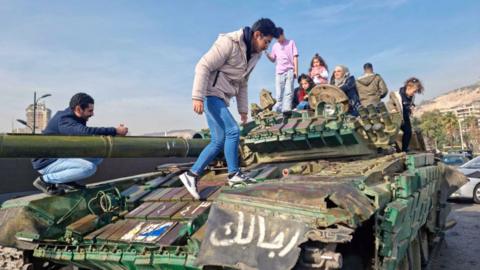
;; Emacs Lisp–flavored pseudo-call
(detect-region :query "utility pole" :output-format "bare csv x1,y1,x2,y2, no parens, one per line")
458,119,465,150
33,91,37,134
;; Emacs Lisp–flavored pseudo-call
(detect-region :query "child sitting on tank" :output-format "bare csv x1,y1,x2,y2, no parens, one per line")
309,54,329,85
292,74,315,110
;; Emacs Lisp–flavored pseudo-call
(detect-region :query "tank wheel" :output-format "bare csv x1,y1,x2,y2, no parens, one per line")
473,184,480,204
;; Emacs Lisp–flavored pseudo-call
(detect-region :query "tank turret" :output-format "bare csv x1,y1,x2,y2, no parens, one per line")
242,85,405,164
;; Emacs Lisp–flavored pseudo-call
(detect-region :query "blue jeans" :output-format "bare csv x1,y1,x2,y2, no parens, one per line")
273,69,294,112
39,158,103,184
296,101,310,110
191,96,240,175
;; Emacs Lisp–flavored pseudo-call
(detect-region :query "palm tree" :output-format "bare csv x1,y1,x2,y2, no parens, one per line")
441,112,458,147
419,110,445,150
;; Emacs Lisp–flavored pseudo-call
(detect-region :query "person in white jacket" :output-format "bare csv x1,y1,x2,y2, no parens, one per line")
180,18,279,199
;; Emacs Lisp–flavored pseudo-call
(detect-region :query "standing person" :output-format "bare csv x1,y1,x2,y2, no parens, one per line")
356,62,389,106
31,93,129,195
265,27,299,113
387,77,424,152
309,54,329,85
180,18,279,199
292,74,314,110
330,65,361,116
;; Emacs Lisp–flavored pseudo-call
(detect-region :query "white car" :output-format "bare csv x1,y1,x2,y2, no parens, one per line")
450,156,480,203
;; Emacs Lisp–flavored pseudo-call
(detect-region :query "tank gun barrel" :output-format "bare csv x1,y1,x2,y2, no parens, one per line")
0,134,209,158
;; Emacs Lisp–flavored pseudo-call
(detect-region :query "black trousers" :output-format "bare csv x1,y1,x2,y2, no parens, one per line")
401,119,412,152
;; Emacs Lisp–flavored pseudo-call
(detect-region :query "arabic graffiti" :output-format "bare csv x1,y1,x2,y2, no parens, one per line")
209,211,301,258
179,202,211,216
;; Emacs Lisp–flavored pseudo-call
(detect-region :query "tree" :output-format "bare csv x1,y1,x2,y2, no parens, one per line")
418,110,447,150
441,112,458,147
463,115,479,149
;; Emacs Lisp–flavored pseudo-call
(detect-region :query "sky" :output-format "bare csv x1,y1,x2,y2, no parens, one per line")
1,0,479,134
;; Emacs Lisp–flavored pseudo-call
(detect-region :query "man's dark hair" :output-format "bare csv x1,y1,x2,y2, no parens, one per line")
251,18,279,38
363,62,373,70
69,93,94,110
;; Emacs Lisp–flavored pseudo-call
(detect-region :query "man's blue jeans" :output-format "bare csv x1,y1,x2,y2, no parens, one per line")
191,96,240,175
39,158,103,184
273,69,294,113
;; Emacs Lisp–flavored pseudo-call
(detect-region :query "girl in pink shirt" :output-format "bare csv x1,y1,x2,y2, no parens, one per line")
309,54,329,85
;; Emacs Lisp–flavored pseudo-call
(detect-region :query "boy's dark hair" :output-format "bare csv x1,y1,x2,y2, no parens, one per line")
251,18,279,38
363,62,373,70
297,73,314,87
404,77,424,94
69,93,94,110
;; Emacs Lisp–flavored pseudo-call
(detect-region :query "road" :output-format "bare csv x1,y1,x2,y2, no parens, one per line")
430,201,480,269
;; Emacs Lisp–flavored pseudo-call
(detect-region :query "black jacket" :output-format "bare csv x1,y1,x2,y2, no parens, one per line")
399,87,414,123
330,75,361,116
32,108,116,170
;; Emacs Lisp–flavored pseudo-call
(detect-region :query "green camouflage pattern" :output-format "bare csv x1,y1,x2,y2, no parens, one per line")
0,86,467,269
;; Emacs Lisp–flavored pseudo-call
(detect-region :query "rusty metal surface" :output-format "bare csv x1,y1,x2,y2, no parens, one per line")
219,178,375,221
157,223,187,245
147,202,187,219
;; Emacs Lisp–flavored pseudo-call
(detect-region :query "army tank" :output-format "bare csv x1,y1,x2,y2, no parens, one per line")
0,85,467,270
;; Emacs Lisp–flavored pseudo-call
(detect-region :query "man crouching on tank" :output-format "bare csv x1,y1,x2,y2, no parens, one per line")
31,93,129,195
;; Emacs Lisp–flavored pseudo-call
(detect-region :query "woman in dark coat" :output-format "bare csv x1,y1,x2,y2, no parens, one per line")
330,65,361,116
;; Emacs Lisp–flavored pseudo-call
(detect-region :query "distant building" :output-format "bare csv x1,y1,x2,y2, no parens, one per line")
440,101,480,152
440,101,480,125
13,102,51,134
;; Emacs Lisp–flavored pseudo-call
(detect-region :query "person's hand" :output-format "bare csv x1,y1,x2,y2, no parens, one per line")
116,124,128,136
294,71,298,79
303,95,309,100
240,113,248,124
193,99,204,115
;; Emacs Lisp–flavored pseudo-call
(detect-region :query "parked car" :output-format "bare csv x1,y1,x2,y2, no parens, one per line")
441,154,469,167
449,156,480,203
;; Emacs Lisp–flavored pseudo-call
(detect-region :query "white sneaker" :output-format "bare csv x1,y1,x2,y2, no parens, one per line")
228,171,258,187
179,172,200,200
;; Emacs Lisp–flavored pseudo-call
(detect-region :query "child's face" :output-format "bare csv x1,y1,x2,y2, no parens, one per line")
313,58,321,67
300,79,310,89
406,83,419,97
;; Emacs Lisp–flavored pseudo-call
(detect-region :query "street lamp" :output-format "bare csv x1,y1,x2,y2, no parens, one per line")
16,119,33,132
32,91,52,134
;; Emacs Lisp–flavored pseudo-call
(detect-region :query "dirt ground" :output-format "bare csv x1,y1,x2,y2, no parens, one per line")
429,201,480,269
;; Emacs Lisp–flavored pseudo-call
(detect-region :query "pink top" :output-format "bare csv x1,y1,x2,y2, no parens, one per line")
269,39,298,74
309,66,329,84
